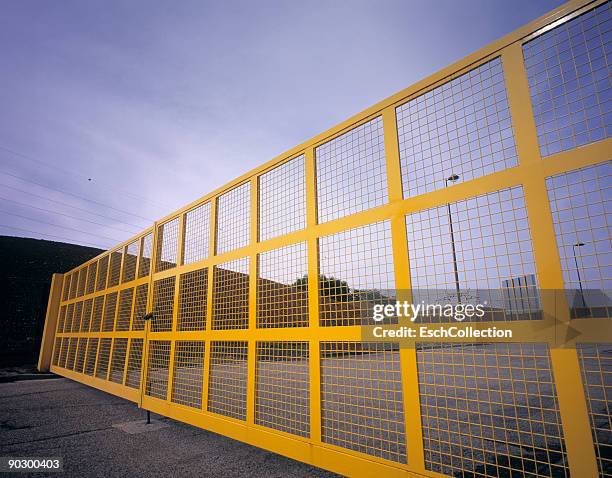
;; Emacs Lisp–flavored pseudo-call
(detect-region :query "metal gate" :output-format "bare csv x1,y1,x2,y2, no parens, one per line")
39,0,611,476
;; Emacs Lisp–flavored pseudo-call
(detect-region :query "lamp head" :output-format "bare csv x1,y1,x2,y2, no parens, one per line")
447,174,460,182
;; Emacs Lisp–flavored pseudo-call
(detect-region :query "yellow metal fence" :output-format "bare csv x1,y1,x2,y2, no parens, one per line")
39,0,611,476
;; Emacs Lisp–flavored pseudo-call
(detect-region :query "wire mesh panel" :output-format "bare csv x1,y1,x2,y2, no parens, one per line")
125,338,144,389
52,337,61,366
59,338,69,368
81,298,92,332
212,257,249,330
64,303,74,334
77,268,86,297
72,301,83,333
102,292,118,332
57,306,66,333
69,272,77,300
406,186,540,321
152,277,175,332
156,218,180,272
108,250,122,287
577,343,612,478
316,117,387,223
86,263,96,295
397,57,518,199
178,268,208,331
90,296,104,332
109,338,128,384
417,343,569,478
257,242,308,328
138,233,153,278
84,338,99,376
96,255,109,291
216,182,251,254
75,338,88,373
183,202,211,264
66,338,77,370
171,341,205,409
132,284,148,331
95,338,112,380
62,275,70,301
320,342,407,463
145,340,171,400
116,288,134,331
259,155,306,241
523,1,612,157
255,341,310,437
208,341,248,420
318,221,396,326
546,161,612,319
122,240,138,283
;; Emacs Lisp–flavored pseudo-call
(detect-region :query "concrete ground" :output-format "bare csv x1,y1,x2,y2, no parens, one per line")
0,377,339,477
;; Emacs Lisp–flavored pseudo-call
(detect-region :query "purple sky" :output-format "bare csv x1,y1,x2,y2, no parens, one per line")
0,0,564,250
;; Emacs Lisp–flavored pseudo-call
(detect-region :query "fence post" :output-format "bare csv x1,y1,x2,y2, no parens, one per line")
38,273,64,372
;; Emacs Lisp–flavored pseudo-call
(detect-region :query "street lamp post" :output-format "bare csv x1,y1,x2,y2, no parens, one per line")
572,242,587,311
445,174,461,303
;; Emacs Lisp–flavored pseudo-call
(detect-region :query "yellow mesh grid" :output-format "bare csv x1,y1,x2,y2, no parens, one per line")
183,202,211,264
66,338,77,370
318,221,396,326
77,268,86,297
132,284,148,331
178,268,208,331
57,305,66,333
152,277,175,332
59,337,69,368
69,271,77,300
75,338,88,373
81,298,92,332
145,340,171,400
115,288,134,331
62,274,70,301
320,341,407,463
96,255,109,291
216,182,250,254
72,301,83,333
259,155,306,241
255,341,310,437
64,303,74,334
208,341,248,420
102,292,118,332
212,258,249,330
122,240,138,283
577,343,612,478
108,249,122,288
125,338,144,389
156,218,179,272
316,116,387,223
257,242,308,328
138,232,153,278
52,337,61,366
171,341,205,409
95,338,112,380
90,295,104,332
417,343,569,477
109,338,129,384
86,262,96,294
84,338,99,376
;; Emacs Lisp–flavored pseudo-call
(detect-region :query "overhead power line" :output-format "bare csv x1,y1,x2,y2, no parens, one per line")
0,209,122,244
0,170,154,223
0,144,175,210
0,196,140,236
0,182,144,230
0,224,107,249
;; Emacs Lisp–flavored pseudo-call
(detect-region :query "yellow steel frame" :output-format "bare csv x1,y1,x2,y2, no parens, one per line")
39,0,610,476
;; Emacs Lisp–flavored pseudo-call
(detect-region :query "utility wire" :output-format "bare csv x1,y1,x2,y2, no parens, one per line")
0,170,154,223
0,182,144,230
0,144,175,210
0,209,122,243
0,225,107,249
0,196,140,236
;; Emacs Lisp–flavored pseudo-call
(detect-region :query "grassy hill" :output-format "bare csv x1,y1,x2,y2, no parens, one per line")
0,235,103,366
